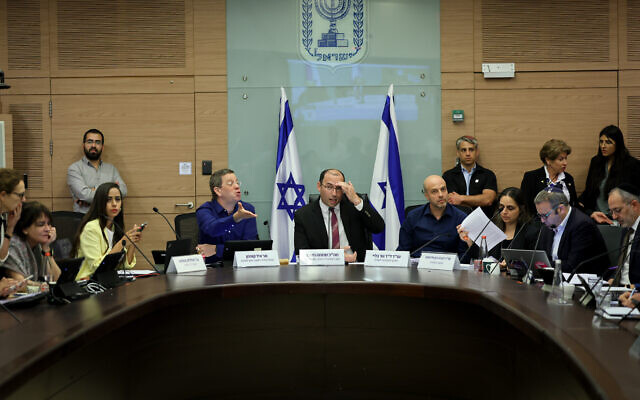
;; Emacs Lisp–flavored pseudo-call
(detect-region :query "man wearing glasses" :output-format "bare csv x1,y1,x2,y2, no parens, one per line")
67,129,128,213
534,187,607,274
294,169,384,262
197,168,258,263
607,183,640,287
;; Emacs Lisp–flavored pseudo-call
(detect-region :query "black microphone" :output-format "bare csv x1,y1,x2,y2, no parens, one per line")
105,216,159,273
410,233,452,258
565,243,629,283
459,206,505,262
522,223,545,284
153,207,180,240
503,216,535,252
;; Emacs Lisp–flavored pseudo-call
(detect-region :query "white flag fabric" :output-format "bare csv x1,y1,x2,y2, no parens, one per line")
270,87,306,261
369,84,405,250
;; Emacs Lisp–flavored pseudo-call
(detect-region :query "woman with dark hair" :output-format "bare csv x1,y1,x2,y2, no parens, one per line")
457,187,539,261
72,182,142,280
578,125,640,224
0,168,26,264
2,201,61,282
520,139,578,214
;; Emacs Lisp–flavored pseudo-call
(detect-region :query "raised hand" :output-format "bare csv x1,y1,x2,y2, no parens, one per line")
336,181,361,206
233,202,257,222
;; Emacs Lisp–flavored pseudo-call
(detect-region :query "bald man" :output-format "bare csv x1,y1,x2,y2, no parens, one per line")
398,175,469,259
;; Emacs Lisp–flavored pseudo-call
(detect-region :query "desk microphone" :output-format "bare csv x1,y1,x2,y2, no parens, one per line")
104,216,159,273
459,206,505,262
522,223,545,284
410,233,451,258
565,243,628,283
153,207,180,240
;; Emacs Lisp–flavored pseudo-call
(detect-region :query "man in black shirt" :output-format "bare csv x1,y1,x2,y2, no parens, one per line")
442,136,498,217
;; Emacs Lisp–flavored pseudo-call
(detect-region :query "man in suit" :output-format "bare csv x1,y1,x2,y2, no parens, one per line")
608,183,640,286
442,136,497,217
534,188,608,274
294,169,384,262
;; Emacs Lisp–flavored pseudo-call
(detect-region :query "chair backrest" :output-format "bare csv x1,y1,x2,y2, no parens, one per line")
597,224,623,267
174,212,199,251
51,211,84,259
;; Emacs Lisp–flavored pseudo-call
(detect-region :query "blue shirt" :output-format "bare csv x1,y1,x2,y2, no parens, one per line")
196,200,258,262
461,163,477,196
397,203,469,261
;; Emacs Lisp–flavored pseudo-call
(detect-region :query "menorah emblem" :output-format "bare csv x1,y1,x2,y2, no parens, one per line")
315,0,351,47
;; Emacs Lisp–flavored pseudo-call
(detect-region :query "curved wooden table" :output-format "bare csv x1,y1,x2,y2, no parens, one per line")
1,266,639,399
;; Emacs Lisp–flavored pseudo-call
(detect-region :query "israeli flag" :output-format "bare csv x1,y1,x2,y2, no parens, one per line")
369,84,405,250
270,87,306,261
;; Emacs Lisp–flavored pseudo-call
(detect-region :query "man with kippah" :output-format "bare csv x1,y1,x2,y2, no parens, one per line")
607,183,640,286
534,186,607,274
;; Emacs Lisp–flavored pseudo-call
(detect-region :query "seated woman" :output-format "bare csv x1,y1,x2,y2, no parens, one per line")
578,125,640,224
0,168,27,265
71,182,142,280
457,187,539,263
1,201,61,282
520,139,578,215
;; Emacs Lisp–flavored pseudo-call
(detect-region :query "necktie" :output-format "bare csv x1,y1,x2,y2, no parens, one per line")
330,207,340,249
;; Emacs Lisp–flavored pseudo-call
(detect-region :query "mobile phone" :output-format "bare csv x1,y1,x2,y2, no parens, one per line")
139,222,148,232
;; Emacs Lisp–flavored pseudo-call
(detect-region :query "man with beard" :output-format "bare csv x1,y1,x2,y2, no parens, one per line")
67,129,128,213
196,168,258,263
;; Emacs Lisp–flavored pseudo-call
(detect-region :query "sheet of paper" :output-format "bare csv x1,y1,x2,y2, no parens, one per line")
459,207,506,251
562,273,598,285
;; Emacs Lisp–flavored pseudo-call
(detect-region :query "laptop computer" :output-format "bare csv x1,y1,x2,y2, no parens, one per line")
501,248,552,281
152,239,193,273
222,239,273,267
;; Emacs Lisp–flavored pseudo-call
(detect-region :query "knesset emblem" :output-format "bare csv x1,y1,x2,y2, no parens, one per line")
299,0,367,67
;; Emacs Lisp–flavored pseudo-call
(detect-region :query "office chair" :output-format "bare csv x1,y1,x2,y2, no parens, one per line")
597,224,623,267
51,211,84,259
175,212,199,251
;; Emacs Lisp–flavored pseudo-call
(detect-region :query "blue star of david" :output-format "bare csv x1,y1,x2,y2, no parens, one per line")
277,173,306,220
378,181,387,209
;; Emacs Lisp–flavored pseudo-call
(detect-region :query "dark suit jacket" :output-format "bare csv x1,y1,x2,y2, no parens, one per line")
520,166,578,216
294,196,385,262
442,163,498,217
537,208,608,274
622,227,640,286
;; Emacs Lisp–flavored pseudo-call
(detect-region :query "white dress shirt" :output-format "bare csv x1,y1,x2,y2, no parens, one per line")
552,207,572,261
620,216,640,285
544,165,570,203
319,199,363,249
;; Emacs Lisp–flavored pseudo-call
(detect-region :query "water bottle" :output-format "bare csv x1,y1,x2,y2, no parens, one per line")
479,236,488,272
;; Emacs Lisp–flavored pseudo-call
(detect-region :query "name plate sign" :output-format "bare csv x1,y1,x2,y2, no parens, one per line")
299,249,345,266
417,252,460,271
364,250,410,267
166,255,207,274
233,250,280,268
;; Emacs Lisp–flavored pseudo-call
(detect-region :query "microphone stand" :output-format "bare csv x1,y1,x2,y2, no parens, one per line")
410,233,451,258
522,225,544,284
153,207,181,240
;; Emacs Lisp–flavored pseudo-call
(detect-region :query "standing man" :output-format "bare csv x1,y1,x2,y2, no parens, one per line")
294,169,384,262
534,188,607,274
67,129,127,213
607,183,640,286
196,168,258,263
442,135,497,216
398,175,468,260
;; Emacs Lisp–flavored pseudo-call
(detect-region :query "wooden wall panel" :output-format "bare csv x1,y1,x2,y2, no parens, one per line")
50,94,195,199
474,71,618,90
0,78,50,95
619,85,640,159
194,0,226,75
441,0,474,72
0,95,51,198
0,0,50,78
195,93,228,197
475,88,618,192
441,90,474,171
474,0,618,72
50,0,193,77
51,77,194,95
620,0,640,69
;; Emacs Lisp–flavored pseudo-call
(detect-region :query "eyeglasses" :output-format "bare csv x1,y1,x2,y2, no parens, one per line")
537,204,561,220
322,184,343,192
12,191,25,199
85,139,102,146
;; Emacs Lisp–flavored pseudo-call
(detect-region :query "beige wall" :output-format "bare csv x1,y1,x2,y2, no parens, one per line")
2,0,640,258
